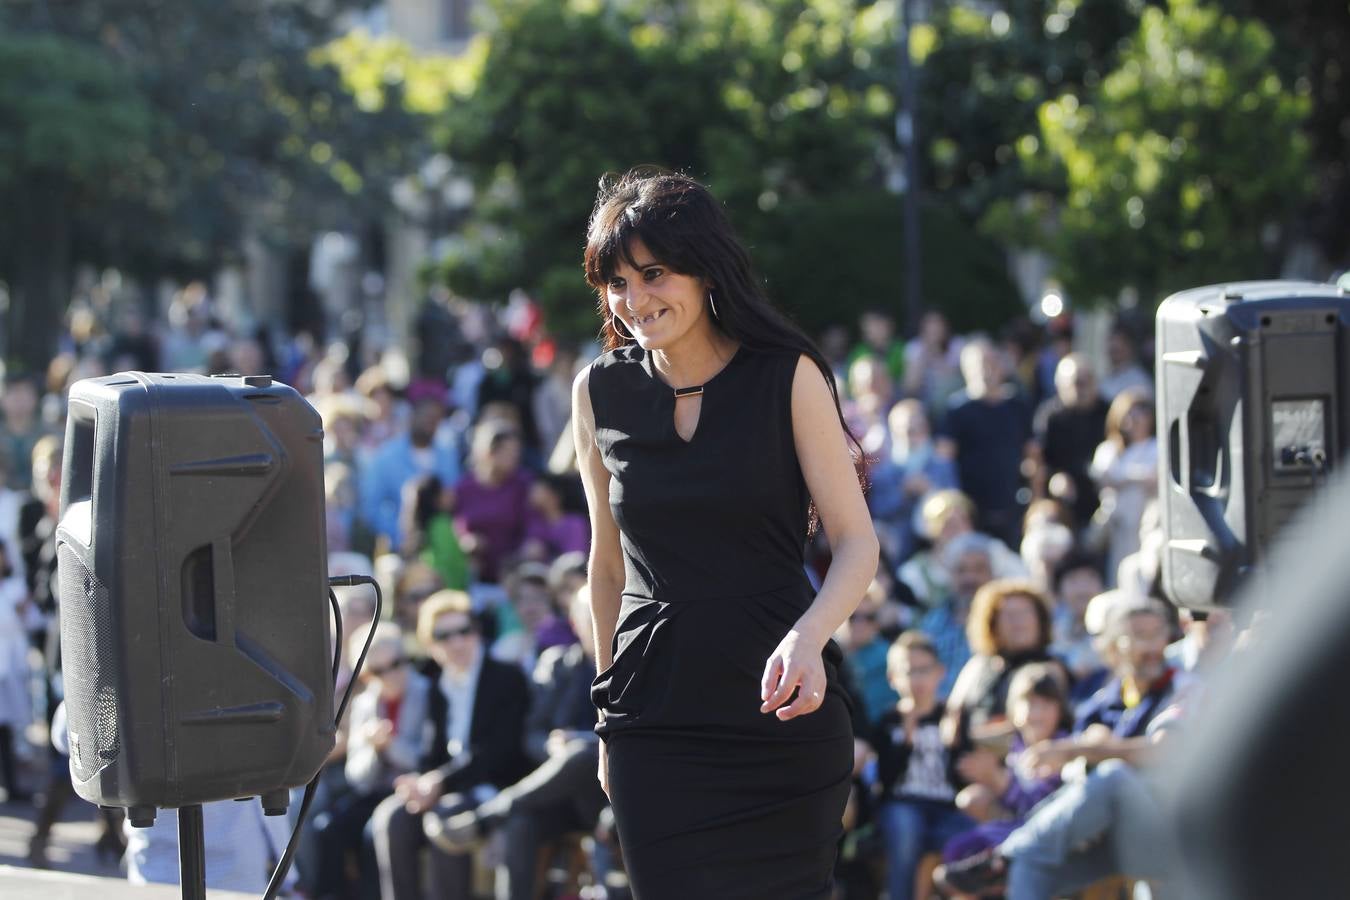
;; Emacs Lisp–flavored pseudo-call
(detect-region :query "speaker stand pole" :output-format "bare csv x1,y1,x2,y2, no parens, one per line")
178,804,206,900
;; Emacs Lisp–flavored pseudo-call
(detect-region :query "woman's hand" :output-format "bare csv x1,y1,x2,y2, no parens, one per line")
1023,737,1080,778
760,627,828,721
597,741,610,798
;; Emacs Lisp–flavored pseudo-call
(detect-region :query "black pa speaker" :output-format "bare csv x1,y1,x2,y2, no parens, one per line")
1156,280,1350,609
56,372,334,826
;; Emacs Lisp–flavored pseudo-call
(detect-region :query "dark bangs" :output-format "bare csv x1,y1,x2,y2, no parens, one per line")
583,172,711,290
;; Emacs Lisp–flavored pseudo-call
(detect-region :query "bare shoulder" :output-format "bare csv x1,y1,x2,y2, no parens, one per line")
571,360,596,427
790,352,836,410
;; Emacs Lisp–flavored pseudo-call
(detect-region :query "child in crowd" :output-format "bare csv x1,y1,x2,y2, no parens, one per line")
522,473,590,560
870,632,971,900
942,663,1071,866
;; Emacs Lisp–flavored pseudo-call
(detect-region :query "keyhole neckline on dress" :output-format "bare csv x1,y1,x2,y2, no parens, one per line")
640,342,745,445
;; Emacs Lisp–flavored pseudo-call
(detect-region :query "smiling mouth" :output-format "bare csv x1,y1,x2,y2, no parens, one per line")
633,309,668,327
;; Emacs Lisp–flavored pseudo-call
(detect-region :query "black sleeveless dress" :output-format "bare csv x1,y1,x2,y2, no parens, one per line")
587,343,854,900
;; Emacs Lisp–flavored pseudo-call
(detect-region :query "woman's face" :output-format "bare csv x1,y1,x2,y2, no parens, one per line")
365,642,408,700
490,435,522,474
430,611,480,672
995,594,1043,653
605,238,711,351
1010,693,1061,744
1122,403,1155,444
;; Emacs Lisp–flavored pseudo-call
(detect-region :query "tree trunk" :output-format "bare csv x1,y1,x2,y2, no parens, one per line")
7,177,72,378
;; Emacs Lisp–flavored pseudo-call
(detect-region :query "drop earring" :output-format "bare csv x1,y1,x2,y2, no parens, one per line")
611,315,635,341
707,289,721,322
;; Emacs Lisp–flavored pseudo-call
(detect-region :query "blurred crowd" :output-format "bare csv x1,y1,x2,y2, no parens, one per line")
0,284,1231,899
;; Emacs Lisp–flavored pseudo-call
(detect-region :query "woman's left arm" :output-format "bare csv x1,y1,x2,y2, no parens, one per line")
761,355,880,721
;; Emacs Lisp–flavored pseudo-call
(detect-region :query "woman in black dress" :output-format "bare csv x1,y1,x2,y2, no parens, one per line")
571,169,880,899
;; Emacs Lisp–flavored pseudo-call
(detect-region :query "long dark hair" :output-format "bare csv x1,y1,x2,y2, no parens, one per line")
582,167,865,531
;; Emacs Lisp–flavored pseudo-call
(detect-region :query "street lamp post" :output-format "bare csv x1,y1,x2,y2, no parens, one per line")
897,0,923,336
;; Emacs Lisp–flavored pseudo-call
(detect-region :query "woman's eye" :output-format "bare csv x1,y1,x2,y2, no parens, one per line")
643,268,663,281
608,278,625,291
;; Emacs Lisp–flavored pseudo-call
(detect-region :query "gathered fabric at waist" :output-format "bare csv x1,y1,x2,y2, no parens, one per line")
593,579,850,740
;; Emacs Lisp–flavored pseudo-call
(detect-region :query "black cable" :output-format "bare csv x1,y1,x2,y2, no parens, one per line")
261,575,382,900
329,587,344,684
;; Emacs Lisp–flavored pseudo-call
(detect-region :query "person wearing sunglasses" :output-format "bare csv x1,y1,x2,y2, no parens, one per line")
370,590,530,900
424,584,608,899
304,623,429,899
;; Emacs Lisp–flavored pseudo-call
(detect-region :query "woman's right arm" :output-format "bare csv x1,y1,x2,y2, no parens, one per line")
572,364,624,673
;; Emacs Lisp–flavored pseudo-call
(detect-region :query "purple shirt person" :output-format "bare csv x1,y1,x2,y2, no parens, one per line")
522,474,590,560
944,663,1071,864
454,422,535,584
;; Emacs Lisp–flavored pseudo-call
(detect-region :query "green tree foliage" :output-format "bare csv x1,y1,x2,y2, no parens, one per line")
0,0,424,371
0,32,154,375
918,0,1143,213
429,0,1020,340
1220,0,1350,263
1010,0,1312,305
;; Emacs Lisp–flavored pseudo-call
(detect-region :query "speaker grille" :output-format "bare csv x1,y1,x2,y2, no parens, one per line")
57,544,121,776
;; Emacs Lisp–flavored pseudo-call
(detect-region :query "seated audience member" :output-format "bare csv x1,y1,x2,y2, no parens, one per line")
943,663,1070,860
291,577,374,896
425,586,607,900
389,560,443,633
370,590,530,900
867,400,959,563
1048,553,1109,698
359,393,461,553
869,632,971,900
401,473,470,591
1072,597,1177,741
454,421,535,585
307,624,430,900
1089,389,1158,584
491,562,574,670
522,473,590,561
899,491,1024,613
917,532,1007,696
1019,522,1074,596
837,582,900,728
945,579,1064,748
